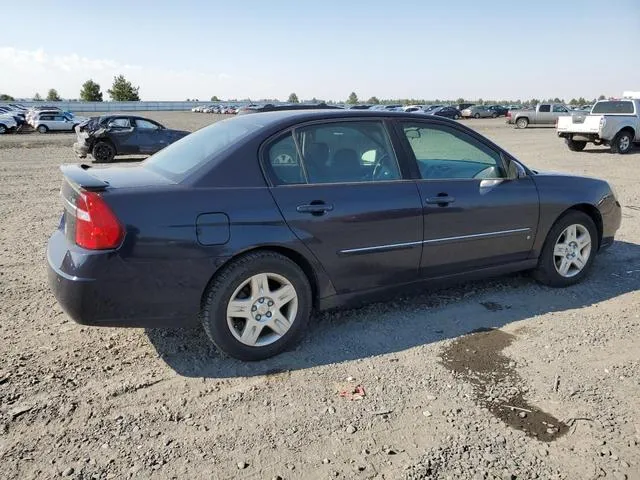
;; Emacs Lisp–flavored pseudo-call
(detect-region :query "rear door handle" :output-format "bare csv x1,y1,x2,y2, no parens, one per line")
296,202,334,215
425,196,456,205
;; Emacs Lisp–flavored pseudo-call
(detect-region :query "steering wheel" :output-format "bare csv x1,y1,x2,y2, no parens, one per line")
372,153,395,181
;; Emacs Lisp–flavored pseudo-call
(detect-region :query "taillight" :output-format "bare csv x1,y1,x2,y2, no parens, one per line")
506,111,511,118
75,190,123,250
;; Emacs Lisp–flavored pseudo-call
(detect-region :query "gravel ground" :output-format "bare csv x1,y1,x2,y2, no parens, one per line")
0,113,639,480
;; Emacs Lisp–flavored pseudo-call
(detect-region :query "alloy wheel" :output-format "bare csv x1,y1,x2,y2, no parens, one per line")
553,224,592,278
619,134,631,152
226,272,298,347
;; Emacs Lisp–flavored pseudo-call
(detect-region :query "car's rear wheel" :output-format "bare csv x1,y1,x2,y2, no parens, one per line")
200,251,312,361
491,112,498,118
0,124,7,134
37,125,48,134
474,113,480,119
453,114,460,120
92,141,115,163
516,117,529,129
610,130,634,154
532,210,598,287
566,139,587,151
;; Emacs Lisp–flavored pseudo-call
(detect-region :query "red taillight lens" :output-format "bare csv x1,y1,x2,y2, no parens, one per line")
75,190,123,250
506,111,511,118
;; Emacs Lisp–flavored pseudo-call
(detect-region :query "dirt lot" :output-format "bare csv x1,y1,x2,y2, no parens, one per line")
1,113,639,480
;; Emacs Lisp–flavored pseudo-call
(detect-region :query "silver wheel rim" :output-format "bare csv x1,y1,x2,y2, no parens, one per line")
227,272,298,347
0,125,6,134
553,224,592,278
517,119,527,128
38,126,46,133
619,135,630,151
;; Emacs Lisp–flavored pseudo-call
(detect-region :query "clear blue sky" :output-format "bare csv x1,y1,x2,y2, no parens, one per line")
1,0,638,101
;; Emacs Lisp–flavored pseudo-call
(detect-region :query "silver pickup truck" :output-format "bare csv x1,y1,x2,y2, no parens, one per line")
557,99,639,154
507,103,573,128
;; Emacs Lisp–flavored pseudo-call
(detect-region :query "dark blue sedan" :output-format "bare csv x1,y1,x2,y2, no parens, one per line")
47,110,621,360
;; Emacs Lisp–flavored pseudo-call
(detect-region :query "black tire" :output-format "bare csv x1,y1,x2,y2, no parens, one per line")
516,117,529,129
566,139,587,152
532,210,598,288
92,141,115,163
37,125,48,134
491,112,498,118
474,113,480,119
0,124,7,135
200,251,312,361
610,130,634,154
453,114,460,120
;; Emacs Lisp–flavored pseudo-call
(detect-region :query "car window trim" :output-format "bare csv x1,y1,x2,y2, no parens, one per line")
259,117,408,187
391,118,510,181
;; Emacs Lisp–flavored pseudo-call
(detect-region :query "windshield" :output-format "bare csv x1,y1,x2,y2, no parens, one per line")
143,115,266,181
591,101,635,114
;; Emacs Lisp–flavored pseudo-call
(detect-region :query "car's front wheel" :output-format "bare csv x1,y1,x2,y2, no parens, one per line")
201,251,312,361
92,141,115,163
533,210,598,287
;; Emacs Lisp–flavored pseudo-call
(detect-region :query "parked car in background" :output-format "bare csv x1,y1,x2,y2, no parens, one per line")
0,113,18,134
487,105,509,117
461,105,495,119
455,103,475,112
47,109,621,361
429,106,462,119
507,103,573,128
557,98,640,154
33,112,88,133
73,115,190,163
237,103,342,115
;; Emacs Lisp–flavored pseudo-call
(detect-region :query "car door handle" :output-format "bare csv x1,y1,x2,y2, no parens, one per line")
296,202,334,215
425,195,456,205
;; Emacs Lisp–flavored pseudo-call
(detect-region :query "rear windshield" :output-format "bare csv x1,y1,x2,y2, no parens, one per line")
143,115,266,181
591,101,635,114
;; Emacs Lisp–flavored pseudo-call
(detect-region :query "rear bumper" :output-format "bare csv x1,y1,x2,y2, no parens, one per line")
47,229,200,328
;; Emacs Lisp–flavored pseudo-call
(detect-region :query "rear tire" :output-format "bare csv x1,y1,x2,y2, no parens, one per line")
532,210,598,288
491,112,498,118
0,124,7,134
474,113,480,119
453,114,460,120
566,139,587,152
516,117,529,129
200,251,312,361
610,130,634,154
92,141,115,163
37,125,48,134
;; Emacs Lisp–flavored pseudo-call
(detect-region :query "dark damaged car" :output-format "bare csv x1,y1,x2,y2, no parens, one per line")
73,115,190,163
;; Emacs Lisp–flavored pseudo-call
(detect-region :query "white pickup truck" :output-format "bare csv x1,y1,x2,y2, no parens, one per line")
556,98,639,154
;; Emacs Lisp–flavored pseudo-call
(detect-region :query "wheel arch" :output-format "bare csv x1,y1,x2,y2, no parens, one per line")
200,245,322,310
560,204,603,249
616,126,635,139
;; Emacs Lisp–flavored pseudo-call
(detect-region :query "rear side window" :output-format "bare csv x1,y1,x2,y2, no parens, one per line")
552,105,568,112
107,118,131,128
539,105,551,112
592,101,635,114
135,119,159,130
267,134,304,185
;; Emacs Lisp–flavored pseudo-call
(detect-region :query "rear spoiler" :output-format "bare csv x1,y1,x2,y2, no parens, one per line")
60,164,109,191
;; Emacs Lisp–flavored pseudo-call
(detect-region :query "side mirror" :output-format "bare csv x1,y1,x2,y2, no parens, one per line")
505,157,526,179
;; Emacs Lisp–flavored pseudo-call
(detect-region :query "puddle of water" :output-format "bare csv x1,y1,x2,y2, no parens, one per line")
441,328,568,442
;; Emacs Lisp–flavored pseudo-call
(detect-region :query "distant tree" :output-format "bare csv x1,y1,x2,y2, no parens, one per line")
310,97,318,103
552,97,562,103
79,79,103,102
577,97,587,105
598,94,606,100
455,97,465,104
0,93,15,101
107,75,140,101
347,92,358,104
367,96,380,104
477,98,484,105
529,98,540,105
287,92,300,103
211,95,220,102
569,98,578,105
46,89,61,101
33,93,43,101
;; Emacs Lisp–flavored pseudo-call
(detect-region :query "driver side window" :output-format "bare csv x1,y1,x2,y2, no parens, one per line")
401,123,505,180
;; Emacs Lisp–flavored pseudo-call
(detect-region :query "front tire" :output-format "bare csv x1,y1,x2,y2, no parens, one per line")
532,211,598,287
474,113,480,119
610,130,634,154
200,251,312,361
92,141,115,163
566,139,587,152
516,117,529,129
